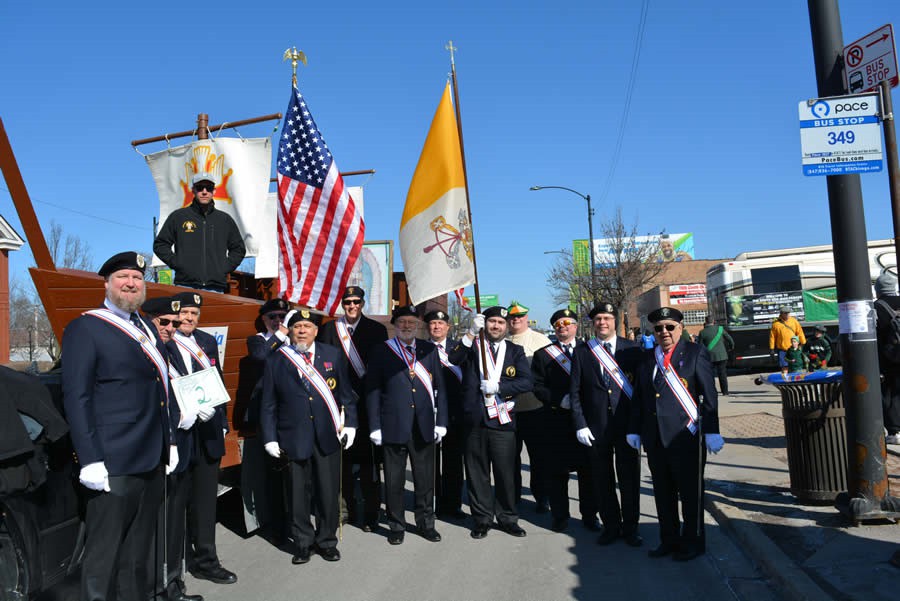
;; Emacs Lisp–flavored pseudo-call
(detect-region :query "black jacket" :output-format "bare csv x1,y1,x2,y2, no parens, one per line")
153,199,246,290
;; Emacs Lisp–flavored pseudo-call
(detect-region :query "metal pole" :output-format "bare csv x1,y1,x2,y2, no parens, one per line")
807,0,900,520
586,193,598,304
881,80,900,264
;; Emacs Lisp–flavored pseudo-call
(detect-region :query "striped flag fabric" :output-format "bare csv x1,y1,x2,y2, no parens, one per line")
276,86,364,314
400,83,475,305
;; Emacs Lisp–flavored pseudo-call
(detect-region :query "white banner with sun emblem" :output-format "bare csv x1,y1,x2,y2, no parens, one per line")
400,83,475,304
147,138,273,275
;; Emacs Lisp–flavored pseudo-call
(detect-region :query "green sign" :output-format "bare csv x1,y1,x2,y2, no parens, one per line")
157,268,173,285
802,287,838,322
463,294,500,308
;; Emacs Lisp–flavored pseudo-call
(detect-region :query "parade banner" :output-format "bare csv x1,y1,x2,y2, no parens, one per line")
147,138,273,276
573,232,695,272
726,291,805,326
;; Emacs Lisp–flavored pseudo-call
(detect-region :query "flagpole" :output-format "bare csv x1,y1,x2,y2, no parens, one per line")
446,41,490,374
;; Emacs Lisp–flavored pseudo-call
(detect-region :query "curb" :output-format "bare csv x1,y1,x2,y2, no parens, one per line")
706,494,834,601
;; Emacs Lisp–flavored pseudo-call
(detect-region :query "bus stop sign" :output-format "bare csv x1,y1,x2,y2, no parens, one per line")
798,93,883,176
843,24,898,94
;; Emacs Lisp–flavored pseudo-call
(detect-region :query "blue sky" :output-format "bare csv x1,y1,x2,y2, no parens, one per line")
2,0,900,325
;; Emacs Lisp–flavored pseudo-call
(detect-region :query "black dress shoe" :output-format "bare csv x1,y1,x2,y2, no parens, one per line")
168,591,203,601
470,524,490,539
318,546,341,561
551,517,569,532
648,543,677,558
291,548,310,564
498,522,526,537
190,564,237,585
596,528,620,546
673,547,703,562
623,532,643,547
582,517,602,532
419,527,442,542
388,531,405,545
361,521,377,533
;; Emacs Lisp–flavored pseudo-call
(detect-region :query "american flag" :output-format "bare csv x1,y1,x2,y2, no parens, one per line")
276,86,364,314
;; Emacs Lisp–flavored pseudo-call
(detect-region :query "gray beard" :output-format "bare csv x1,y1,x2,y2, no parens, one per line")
293,342,310,352
108,289,146,314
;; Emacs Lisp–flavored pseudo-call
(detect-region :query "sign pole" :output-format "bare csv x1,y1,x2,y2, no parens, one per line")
881,80,900,264
808,0,899,521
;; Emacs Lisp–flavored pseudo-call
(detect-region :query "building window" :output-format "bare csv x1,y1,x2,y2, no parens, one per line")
682,310,707,325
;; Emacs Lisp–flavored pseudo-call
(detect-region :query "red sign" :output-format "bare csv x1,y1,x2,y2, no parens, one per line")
843,24,898,94
668,283,706,305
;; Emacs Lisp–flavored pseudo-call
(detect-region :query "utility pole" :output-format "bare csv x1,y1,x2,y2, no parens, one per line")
807,0,900,520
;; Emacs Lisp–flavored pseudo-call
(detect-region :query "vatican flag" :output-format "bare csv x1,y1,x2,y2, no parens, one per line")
400,83,475,305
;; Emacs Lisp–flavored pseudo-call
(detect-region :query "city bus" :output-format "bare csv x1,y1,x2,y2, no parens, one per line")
705,239,896,370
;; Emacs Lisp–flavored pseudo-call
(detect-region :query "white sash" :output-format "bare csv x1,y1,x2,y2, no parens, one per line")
279,346,342,432
435,342,463,382
543,344,572,375
85,309,168,399
386,339,433,388
173,333,213,371
654,345,698,433
479,341,512,425
335,318,366,378
587,339,633,399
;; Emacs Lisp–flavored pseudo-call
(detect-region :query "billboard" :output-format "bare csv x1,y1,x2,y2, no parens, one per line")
668,283,706,305
573,233,694,272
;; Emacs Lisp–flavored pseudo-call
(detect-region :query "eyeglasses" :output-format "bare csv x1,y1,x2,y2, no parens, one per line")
193,183,215,193
342,299,362,306
157,318,183,327
654,324,678,333
265,313,287,320
554,319,576,328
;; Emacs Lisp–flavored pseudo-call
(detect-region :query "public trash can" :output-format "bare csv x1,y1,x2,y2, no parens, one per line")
769,371,848,502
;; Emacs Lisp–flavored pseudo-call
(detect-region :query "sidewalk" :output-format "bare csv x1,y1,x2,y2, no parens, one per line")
707,373,900,601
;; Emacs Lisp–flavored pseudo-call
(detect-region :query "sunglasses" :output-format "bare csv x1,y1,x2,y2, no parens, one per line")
554,319,576,328
157,318,183,327
654,324,678,333
342,299,362,306
193,183,215,193
266,312,287,320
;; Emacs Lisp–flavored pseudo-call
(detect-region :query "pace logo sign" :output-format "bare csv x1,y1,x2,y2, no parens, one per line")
798,93,883,176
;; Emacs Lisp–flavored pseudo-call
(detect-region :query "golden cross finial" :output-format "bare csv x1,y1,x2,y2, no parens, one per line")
445,40,457,67
282,47,308,86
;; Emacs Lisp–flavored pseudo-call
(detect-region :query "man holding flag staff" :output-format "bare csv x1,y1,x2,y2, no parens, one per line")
260,309,356,564
627,306,723,561
366,305,447,544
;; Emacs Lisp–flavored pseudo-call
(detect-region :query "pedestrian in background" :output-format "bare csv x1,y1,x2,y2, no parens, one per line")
697,316,733,396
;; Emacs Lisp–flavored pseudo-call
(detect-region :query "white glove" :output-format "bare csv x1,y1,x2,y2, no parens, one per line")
626,434,641,450
178,410,197,430
166,445,179,475
506,401,515,412
284,309,298,327
265,441,283,458
197,405,216,422
705,433,725,454
480,380,499,395
560,394,571,410
467,314,485,337
370,429,383,446
575,427,595,447
434,426,447,443
79,461,110,492
341,426,356,449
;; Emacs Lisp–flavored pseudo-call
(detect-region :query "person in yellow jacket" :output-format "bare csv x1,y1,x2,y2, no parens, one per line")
769,306,806,372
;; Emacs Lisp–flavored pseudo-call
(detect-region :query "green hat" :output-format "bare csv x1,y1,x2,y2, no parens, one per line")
507,300,529,317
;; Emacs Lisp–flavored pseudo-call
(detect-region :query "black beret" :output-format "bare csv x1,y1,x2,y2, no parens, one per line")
483,306,508,320
141,296,180,316
342,286,365,300
588,301,617,319
424,310,450,323
260,298,289,315
391,304,419,324
172,291,203,309
98,251,146,278
288,308,322,327
648,306,684,323
550,308,578,326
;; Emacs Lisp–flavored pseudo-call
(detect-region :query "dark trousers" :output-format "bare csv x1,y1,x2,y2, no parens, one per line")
646,435,707,552
288,444,341,551
712,361,729,394
81,468,164,601
882,371,900,434
515,410,548,505
464,423,518,528
341,436,382,523
186,448,221,571
435,420,465,513
589,435,640,535
543,410,579,520
383,426,436,532
574,446,599,520
147,471,190,599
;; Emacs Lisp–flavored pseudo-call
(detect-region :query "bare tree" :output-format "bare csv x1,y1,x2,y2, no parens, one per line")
546,207,667,334
48,220,94,270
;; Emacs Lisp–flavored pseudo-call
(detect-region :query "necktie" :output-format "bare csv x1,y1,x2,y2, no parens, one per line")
130,313,144,330
299,352,312,392
490,342,498,361
406,345,414,355
301,351,311,361
348,326,354,336
600,342,612,389
563,344,572,358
